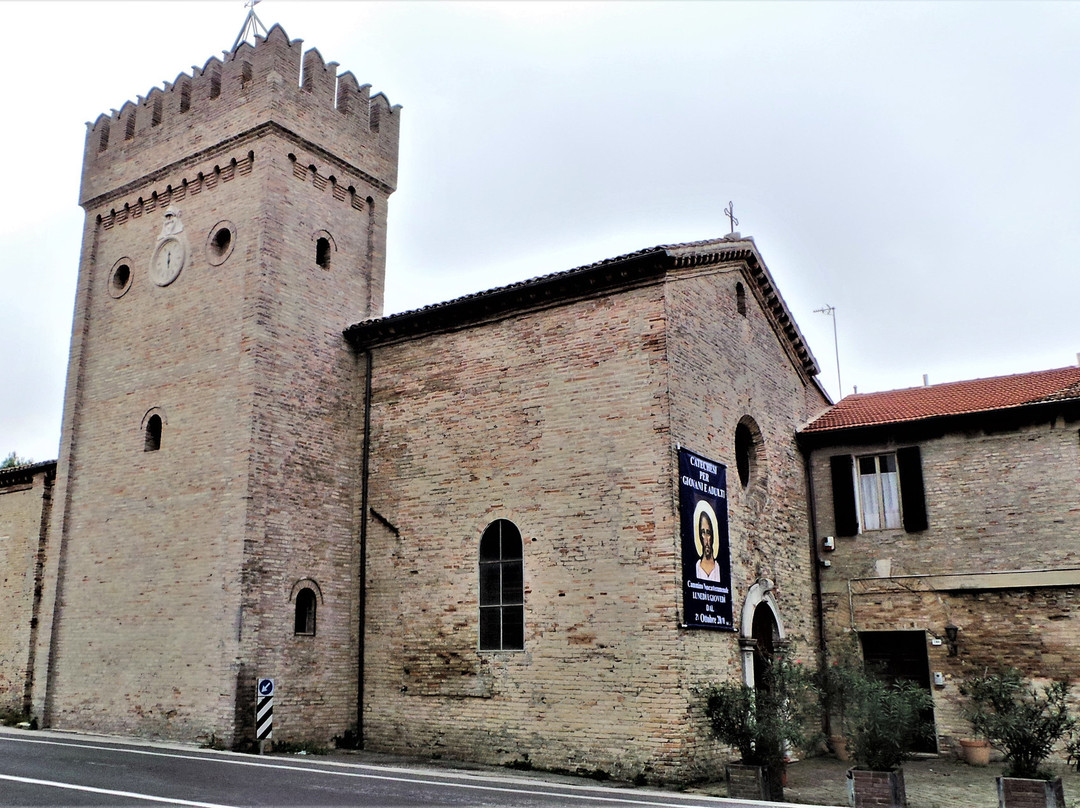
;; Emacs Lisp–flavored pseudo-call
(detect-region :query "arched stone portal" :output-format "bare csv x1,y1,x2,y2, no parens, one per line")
738,578,787,688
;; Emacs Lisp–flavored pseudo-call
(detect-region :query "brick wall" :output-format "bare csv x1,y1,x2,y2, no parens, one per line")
667,266,829,770
0,466,52,715
34,29,397,744
809,417,1080,746
359,254,828,781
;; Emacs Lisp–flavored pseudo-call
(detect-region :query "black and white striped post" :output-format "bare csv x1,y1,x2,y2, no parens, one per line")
256,678,274,754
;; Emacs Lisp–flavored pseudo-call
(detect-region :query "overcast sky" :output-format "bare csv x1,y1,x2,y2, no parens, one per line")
3,1,1079,462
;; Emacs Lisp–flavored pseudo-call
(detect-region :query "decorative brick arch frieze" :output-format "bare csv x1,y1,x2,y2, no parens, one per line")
99,151,255,231
287,153,367,212
738,577,786,687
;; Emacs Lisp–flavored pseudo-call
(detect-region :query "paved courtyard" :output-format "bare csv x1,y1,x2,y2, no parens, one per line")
687,754,1080,807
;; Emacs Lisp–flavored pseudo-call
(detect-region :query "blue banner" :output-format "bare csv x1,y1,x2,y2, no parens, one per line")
679,448,733,630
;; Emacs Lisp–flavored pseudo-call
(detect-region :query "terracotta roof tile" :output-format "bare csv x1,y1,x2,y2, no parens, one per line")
803,366,1080,433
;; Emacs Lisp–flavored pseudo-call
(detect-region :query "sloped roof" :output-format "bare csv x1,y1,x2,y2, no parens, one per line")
346,236,820,377
0,459,57,486
803,365,1080,433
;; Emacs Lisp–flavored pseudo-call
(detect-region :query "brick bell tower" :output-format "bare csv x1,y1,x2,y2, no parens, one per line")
33,24,399,746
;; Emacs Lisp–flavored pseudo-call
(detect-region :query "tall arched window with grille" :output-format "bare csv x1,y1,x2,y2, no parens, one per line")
479,520,524,651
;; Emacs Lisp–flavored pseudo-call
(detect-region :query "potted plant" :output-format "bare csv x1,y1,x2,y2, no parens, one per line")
819,646,864,762
839,665,934,808
704,656,819,801
962,669,1075,808
958,735,991,767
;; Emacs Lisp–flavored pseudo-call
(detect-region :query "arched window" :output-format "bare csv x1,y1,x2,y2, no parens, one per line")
144,414,162,452
479,520,524,651
736,282,747,317
734,415,764,489
294,587,317,635
316,237,331,269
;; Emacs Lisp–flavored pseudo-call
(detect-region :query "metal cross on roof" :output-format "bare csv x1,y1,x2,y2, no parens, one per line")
232,0,269,52
724,201,739,235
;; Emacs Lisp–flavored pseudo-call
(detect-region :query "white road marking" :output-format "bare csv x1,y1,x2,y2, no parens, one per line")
0,733,832,807
0,774,236,807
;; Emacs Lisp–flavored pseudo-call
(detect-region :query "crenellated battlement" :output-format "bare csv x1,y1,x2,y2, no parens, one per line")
81,23,400,207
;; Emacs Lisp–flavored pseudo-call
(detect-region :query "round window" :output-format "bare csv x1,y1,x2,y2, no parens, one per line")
206,221,237,266
109,259,133,299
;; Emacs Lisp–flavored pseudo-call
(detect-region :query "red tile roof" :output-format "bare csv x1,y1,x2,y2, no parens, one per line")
803,366,1080,433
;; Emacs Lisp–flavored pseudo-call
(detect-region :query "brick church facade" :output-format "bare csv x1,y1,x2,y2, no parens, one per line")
0,24,828,782
2,20,1078,781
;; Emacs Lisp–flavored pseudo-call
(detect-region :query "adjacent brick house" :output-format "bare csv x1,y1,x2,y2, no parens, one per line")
800,366,1080,751
0,22,832,782
0,460,54,717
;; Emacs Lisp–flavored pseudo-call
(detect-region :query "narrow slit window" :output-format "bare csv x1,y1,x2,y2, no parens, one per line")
294,588,317,635
316,237,331,269
144,415,162,452
479,520,524,651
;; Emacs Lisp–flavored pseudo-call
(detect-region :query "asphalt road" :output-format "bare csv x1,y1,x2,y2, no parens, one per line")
0,727,803,808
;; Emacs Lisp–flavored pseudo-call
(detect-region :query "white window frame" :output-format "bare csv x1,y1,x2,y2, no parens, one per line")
854,452,901,531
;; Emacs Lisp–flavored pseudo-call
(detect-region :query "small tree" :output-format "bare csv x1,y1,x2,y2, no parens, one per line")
844,674,934,771
963,669,1075,780
704,656,820,796
1,451,31,469
819,635,934,771
819,635,864,741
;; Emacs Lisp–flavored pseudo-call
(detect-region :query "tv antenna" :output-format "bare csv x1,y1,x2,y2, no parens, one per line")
233,0,269,52
813,304,843,400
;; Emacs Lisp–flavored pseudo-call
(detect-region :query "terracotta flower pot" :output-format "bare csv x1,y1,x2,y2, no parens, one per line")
959,738,991,766
831,734,851,761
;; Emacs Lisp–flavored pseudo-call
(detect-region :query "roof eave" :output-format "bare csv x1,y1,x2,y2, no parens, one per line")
797,396,1080,450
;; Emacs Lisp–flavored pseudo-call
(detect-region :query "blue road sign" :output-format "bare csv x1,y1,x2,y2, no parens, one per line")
257,678,274,697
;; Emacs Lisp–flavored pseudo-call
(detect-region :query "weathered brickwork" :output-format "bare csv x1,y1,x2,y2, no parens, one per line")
31,25,398,745
807,414,1080,750
0,17,841,783
0,463,53,715
356,247,828,781
665,265,829,765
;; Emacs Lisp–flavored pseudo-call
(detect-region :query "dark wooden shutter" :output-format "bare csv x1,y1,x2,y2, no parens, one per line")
897,446,928,533
830,454,858,537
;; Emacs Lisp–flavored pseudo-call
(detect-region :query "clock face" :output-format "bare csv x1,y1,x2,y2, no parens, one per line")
151,237,186,286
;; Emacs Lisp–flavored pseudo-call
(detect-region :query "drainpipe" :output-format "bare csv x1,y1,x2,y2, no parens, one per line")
357,349,373,746
803,447,830,737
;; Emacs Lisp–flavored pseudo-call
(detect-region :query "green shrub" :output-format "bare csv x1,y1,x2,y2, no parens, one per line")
962,669,1075,780
845,676,934,771
704,656,820,769
0,707,31,727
